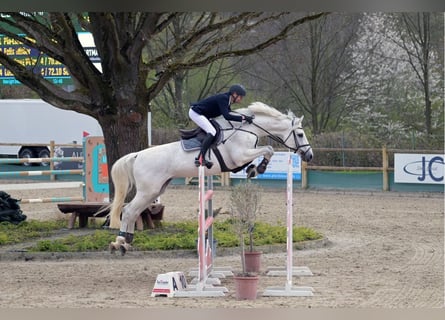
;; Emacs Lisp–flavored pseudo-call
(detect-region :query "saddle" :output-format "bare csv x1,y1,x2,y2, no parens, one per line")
179,120,252,173
179,120,223,151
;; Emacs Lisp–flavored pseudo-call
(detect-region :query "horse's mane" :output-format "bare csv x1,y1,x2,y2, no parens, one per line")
243,101,294,119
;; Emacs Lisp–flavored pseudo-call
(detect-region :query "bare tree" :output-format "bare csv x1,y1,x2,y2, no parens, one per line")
241,13,360,135
348,13,443,147
153,58,243,129
393,13,439,135
0,12,326,194
150,14,245,129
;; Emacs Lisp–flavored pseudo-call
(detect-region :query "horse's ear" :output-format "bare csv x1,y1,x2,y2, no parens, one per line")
300,115,304,122
294,116,303,128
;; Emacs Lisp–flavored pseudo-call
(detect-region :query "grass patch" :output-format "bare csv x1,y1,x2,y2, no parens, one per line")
0,219,323,252
32,231,115,252
0,220,68,245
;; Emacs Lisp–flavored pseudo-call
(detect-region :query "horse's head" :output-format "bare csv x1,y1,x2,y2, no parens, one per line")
243,102,313,162
290,115,313,162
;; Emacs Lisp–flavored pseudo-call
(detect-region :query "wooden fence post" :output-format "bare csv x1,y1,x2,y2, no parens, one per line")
50,140,55,181
382,146,389,191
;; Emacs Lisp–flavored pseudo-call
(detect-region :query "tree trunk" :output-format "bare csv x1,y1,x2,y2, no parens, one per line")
174,73,187,127
425,96,432,136
423,41,432,136
98,110,148,198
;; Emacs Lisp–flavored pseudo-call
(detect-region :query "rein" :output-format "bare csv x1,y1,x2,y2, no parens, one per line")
250,119,312,154
218,113,311,155
220,122,259,147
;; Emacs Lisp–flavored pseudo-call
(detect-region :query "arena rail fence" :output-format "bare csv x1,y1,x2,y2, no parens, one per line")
0,151,85,204
1,139,92,222
301,146,444,191
0,140,82,181
185,172,230,186
3,141,443,192
1,137,165,230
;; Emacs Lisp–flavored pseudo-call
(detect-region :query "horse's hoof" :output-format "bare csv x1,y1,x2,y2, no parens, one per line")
109,240,122,254
246,164,257,178
119,243,132,256
247,170,256,179
119,245,127,256
257,164,267,174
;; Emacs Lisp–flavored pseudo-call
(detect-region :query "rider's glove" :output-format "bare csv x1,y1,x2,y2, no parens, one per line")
244,115,253,124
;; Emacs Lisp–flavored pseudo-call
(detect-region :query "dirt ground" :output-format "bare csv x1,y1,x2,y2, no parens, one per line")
0,182,443,308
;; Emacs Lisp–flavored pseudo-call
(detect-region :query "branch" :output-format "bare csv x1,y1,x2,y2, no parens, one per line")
0,13,104,97
145,12,262,69
0,13,65,61
47,13,103,88
167,13,328,71
144,12,328,99
0,50,93,112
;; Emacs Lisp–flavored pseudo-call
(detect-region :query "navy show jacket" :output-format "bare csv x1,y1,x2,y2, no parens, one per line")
191,92,243,122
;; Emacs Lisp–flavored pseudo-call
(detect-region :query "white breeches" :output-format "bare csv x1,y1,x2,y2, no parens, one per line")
189,109,217,136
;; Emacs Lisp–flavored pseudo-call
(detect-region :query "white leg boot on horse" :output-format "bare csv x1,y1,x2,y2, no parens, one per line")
109,191,156,256
257,157,270,174
109,206,136,255
245,156,271,179
109,210,140,255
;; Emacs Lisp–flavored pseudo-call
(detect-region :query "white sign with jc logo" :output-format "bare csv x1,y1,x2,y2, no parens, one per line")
394,154,444,184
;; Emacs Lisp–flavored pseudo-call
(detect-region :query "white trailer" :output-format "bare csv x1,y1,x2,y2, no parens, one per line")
0,99,102,165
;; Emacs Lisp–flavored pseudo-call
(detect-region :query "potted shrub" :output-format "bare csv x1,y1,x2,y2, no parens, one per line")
229,180,263,300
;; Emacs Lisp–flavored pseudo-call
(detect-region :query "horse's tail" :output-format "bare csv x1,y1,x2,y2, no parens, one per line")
108,152,137,229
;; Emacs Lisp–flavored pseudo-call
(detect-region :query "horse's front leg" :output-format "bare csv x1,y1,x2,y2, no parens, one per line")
241,145,274,178
257,157,270,174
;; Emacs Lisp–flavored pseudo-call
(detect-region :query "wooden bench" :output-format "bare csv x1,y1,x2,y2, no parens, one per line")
57,202,164,230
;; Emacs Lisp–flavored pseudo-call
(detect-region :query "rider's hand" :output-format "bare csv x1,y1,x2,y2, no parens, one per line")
244,115,253,124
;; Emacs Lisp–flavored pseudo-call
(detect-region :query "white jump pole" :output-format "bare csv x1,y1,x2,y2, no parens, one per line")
197,164,208,283
174,164,226,297
263,150,314,297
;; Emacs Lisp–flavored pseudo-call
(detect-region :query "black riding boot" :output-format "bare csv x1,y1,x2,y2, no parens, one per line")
195,133,214,169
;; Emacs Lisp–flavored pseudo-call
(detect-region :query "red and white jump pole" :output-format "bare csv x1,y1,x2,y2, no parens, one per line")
263,150,314,297
174,164,227,297
187,171,233,283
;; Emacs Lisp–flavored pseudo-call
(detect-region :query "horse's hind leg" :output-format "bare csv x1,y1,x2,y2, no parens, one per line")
109,204,135,255
109,192,154,255
109,230,127,255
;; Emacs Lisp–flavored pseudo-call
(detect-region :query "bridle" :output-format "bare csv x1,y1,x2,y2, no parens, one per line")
222,115,312,155
250,118,312,155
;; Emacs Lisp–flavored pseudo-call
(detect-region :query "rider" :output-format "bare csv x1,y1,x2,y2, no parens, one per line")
189,84,253,168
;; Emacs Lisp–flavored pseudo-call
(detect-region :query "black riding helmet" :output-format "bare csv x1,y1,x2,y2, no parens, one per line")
229,84,246,97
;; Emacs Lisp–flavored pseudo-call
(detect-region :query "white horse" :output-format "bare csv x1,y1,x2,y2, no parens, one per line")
107,101,313,254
